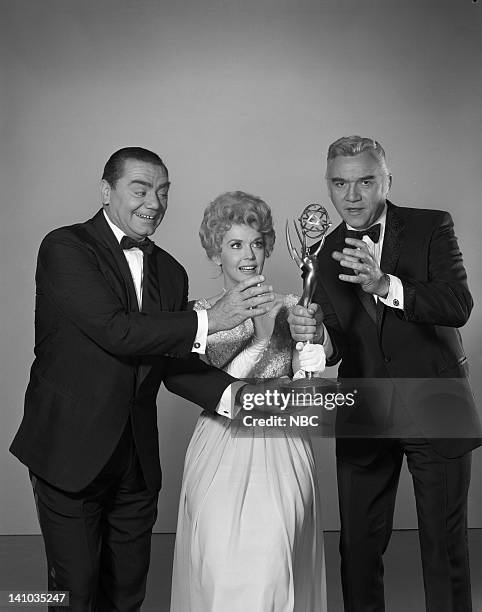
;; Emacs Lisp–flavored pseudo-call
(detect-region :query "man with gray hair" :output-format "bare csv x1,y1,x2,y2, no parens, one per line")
289,135,481,611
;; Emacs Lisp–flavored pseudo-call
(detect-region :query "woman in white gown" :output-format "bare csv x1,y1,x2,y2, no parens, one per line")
170,191,327,612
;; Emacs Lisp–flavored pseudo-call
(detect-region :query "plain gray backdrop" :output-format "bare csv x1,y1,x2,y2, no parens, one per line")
1,0,481,535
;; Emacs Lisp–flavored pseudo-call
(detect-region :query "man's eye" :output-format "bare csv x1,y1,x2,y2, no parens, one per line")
135,191,146,197
361,180,372,187
230,242,241,248
334,182,345,188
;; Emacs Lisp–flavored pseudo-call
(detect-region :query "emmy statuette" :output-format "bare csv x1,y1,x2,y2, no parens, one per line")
284,203,335,394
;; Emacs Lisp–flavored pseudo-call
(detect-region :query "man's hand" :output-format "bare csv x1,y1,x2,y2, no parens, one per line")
235,377,291,415
207,276,274,333
288,303,324,343
332,237,389,297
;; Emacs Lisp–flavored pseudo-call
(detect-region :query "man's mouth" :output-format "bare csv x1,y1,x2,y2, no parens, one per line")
134,212,157,220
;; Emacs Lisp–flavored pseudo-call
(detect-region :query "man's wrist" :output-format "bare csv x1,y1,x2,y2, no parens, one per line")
206,309,221,335
236,382,259,409
308,328,324,344
313,322,325,344
378,273,390,298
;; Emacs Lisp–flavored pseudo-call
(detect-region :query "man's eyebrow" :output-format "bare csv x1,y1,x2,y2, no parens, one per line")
328,175,376,182
129,179,153,188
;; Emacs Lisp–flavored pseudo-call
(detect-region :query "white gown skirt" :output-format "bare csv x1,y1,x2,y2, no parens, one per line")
170,412,326,612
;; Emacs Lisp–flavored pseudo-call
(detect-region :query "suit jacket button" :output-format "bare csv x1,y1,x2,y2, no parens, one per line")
194,342,201,349
384,356,391,363
393,299,399,307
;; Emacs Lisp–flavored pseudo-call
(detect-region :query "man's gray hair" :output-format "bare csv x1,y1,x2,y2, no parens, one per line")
327,135,388,171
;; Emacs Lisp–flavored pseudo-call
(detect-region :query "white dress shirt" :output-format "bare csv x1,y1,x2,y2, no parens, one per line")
320,205,404,358
103,210,208,349
345,205,404,309
103,211,238,416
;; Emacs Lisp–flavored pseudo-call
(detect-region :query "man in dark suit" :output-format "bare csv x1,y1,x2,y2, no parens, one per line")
10,147,274,611
289,136,481,611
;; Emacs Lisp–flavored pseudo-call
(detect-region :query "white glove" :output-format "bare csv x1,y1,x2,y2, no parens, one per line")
224,337,269,378
295,342,326,375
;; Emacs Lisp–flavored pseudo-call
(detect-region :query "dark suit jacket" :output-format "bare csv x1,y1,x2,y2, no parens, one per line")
313,202,481,463
10,210,234,492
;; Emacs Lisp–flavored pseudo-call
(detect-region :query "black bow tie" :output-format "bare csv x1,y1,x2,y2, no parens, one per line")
345,223,381,244
120,235,155,254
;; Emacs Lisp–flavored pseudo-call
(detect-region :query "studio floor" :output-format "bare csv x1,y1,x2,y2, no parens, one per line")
0,530,480,611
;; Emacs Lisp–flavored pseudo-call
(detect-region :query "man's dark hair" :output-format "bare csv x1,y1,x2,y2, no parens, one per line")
102,147,167,187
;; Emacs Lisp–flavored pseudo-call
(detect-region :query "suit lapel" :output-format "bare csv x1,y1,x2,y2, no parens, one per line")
137,250,164,389
327,205,404,332
89,210,139,312
89,210,169,390
142,251,163,313
333,222,378,325
376,202,404,327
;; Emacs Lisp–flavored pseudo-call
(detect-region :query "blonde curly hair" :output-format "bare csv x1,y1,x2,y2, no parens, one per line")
199,191,276,260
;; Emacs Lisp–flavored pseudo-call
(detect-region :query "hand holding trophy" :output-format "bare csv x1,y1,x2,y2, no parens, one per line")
286,204,332,382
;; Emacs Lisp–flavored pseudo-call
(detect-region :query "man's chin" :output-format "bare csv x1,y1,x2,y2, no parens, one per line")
130,225,158,239
343,217,368,229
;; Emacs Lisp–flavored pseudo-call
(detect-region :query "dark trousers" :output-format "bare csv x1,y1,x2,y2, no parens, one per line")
337,439,472,612
30,422,159,612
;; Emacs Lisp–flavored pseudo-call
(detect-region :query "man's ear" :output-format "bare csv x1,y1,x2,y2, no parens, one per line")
101,179,111,206
387,174,393,192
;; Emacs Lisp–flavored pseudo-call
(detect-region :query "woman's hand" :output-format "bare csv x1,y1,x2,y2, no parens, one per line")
252,294,284,341
296,342,326,373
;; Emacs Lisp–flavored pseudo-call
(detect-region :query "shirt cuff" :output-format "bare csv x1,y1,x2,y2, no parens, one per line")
379,274,404,309
192,309,208,353
215,381,245,419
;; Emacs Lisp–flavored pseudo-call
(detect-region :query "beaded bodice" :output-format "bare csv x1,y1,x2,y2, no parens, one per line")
193,294,299,379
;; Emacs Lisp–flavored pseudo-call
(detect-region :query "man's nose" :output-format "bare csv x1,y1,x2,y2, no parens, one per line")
345,183,361,202
145,192,161,209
